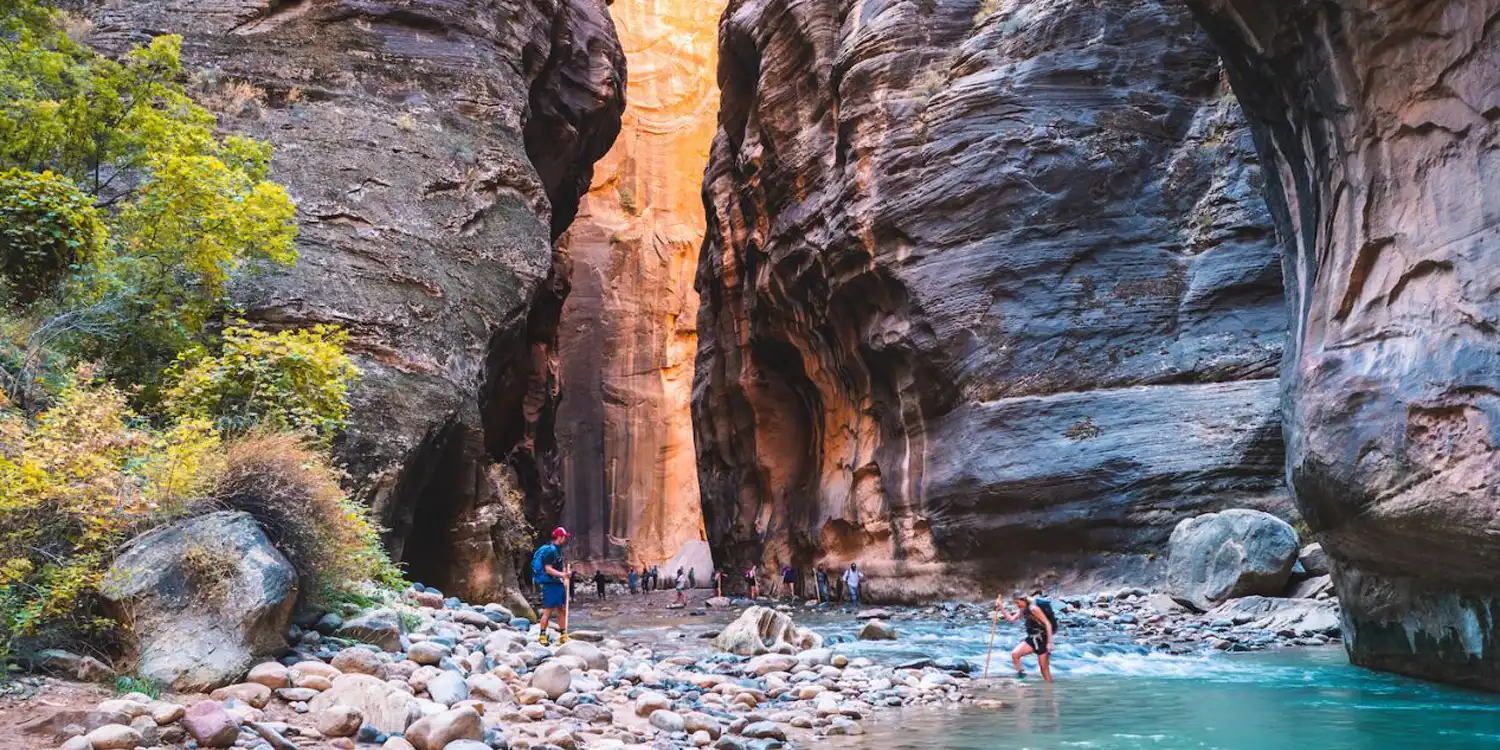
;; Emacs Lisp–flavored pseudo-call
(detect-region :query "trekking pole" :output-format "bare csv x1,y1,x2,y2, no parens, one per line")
562,564,571,642
983,604,1000,679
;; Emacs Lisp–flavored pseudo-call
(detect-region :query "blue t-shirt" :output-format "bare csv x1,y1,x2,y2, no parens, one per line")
536,544,564,585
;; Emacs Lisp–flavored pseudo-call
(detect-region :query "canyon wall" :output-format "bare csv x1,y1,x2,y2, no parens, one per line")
556,0,721,570
1186,0,1500,690
88,0,625,600
694,0,1289,600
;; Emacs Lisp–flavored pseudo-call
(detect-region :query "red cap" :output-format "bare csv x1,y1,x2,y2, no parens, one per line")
553,526,570,539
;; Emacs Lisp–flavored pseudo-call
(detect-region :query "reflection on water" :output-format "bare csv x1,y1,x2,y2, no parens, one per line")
830,648,1500,750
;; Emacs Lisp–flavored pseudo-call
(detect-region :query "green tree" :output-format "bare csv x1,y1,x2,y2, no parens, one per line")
162,325,360,439
0,169,104,305
0,1,298,397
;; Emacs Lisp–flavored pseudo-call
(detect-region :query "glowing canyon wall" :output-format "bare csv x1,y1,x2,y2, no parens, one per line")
556,0,723,569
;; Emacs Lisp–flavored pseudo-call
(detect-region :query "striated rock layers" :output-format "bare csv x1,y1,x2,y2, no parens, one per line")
87,0,625,599
1186,0,1500,690
556,0,722,569
694,0,1289,600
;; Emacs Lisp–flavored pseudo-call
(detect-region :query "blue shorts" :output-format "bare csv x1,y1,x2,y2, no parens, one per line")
542,582,566,609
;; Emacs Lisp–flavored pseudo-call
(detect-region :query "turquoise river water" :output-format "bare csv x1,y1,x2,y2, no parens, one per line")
825,618,1500,750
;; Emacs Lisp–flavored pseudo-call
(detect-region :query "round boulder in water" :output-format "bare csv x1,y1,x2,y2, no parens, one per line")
1166,509,1299,611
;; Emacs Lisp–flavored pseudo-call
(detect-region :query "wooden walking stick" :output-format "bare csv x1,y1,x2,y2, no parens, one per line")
562,564,572,641
983,604,1001,679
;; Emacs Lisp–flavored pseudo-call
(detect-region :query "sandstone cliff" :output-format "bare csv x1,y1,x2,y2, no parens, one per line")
556,0,721,570
1187,0,1500,690
694,0,1288,600
87,0,625,600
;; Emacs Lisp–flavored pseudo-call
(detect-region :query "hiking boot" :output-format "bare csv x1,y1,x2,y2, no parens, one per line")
1015,670,1026,679
538,633,550,646
559,633,570,644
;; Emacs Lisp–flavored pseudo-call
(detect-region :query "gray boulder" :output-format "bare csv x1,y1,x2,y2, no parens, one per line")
857,620,897,641
337,608,403,651
1205,596,1341,637
99,511,296,691
1298,543,1331,577
712,606,823,656
1166,509,1299,611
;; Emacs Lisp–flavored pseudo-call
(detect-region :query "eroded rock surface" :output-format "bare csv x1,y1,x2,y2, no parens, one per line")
1186,0,1500,690
694,0,1287,599
555,0,722,569
86,0,625,598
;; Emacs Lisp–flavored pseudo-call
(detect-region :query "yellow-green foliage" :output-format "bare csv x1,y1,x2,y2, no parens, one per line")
0,1,298,394
163,325,360,439
209,432,404,595
0,370,221,656
0,169,105,305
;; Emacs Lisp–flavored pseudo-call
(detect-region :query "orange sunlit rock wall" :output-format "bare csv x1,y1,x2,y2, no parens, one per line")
556,0,720,570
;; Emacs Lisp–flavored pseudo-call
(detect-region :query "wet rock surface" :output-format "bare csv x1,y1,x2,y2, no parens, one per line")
84,0,625,601
1185,0,1500,690
694,0,1288,600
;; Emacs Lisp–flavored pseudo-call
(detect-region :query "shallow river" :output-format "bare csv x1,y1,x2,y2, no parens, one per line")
824,617,1500,750
595,599,1500,749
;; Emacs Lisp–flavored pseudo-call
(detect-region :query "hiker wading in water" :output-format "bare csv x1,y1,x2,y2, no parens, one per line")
997,591,1055,681
531,527,571,645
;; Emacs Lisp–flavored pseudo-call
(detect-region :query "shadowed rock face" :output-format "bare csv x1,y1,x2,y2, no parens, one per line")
694,0,1288,600
555,0,721,571
1186,0,1500,690
87,0,625,598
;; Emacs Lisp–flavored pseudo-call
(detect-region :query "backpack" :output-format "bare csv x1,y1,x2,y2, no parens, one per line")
1034,596,1060,631
531,544,558,584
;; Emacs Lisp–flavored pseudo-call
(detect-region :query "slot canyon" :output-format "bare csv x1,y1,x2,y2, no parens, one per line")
69,0,1500,696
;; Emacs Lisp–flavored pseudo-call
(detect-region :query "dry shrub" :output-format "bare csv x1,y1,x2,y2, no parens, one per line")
203,432,402,596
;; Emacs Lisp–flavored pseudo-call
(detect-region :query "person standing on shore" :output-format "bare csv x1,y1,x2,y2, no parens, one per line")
628,567,638,594
816,565,830,602
842,563,863,607
593,569,607,600
688,567,697,589
744,566,759,599
781,564,796,601
531,527,570,646
997,591,1055,682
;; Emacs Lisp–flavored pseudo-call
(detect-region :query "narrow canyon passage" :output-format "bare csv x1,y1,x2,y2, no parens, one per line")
554,0,724,572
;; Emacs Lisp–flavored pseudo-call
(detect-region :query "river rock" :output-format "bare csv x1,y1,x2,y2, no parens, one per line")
308,674,422,735
531,659,574,699
426,671,470,705
636,691,671,717
1207,596,1340,637
407,642,450,666
556,639,608,671
1297,543,1331,577
331,648,387,678
858,620,897,641
713,606,823,656
747,653,797,676
210,682,271,708
1167,509,1299,610
741,722,786,741
404,707,483,750
650,709,686,732
84,724,142,750
247,662,290,689
97,511,296,691
315,705,363,738
337,609,403,652
182,701,238,748
1290,574,1334,600
33,649,115,682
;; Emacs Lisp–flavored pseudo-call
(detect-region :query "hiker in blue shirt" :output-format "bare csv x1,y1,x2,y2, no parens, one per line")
531,526,571,646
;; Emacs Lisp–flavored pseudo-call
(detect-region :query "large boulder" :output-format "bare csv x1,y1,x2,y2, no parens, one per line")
99,511,296,691
712,606,823,656
308,674,422,735
1166,509,1299,611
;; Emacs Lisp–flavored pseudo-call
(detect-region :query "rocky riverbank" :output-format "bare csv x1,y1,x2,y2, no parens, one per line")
16,574,1342,750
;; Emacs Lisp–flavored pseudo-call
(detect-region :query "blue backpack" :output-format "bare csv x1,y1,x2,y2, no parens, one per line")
531,544,559,584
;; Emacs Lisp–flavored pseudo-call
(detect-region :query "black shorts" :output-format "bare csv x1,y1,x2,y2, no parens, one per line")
1025,632,1050,656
